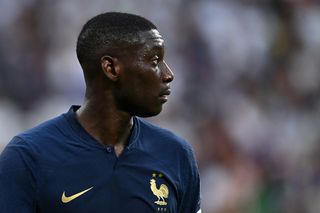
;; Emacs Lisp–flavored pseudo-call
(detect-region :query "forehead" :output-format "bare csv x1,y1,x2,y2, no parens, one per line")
138,29,164,52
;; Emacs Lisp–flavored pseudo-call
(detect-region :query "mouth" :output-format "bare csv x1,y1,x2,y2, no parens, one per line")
159,88,171,103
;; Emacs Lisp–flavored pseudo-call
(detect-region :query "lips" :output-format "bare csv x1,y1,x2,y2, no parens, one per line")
159,88,171,103
159,89,171,96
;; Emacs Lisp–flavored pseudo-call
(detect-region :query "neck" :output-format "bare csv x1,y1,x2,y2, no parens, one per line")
76,97,133,156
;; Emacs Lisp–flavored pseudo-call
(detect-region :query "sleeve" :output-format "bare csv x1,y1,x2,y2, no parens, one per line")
178,143,201,213
0,137,37,213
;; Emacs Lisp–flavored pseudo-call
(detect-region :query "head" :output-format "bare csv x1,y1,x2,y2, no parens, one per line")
76,12,174,117
150,179,156,185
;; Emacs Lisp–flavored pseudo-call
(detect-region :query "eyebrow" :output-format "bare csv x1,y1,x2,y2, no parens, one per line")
150,44,165,57
151,43,164,50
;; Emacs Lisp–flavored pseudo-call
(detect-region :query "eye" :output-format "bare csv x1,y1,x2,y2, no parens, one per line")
151,56,160,66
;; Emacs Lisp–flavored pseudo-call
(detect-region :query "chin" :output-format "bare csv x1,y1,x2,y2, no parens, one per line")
138,112,161,118
134,106,163,117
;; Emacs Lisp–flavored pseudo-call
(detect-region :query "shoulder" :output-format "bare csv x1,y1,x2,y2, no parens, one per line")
1,111,77,170
5,113,68,153
136,117,193,152
135,118,200,204
135,117,197,170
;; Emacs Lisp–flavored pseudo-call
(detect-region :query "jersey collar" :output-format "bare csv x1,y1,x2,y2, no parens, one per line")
64,105,140,150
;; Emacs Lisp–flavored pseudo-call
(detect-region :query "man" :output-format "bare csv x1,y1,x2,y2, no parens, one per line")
0,12,201,213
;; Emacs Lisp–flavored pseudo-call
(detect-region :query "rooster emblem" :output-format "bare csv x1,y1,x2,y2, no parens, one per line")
150,178,169,206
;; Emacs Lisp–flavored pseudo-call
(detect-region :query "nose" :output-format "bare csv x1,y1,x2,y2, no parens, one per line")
161,61,174,83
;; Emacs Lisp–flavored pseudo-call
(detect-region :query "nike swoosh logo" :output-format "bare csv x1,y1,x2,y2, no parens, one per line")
61,187,93,203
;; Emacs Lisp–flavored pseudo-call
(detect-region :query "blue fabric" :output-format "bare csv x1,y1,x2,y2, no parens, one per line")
0,106,200,213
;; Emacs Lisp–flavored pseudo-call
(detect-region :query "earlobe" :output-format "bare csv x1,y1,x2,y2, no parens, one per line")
101,56,121,82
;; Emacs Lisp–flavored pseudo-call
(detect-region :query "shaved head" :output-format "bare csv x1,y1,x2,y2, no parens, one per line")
76,12,157,83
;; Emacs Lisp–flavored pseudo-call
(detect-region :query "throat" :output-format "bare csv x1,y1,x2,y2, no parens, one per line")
113,144,126,157
96,121,134,156
75,104,134,155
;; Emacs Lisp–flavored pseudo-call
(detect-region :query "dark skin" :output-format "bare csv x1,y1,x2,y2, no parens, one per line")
76,29,174,156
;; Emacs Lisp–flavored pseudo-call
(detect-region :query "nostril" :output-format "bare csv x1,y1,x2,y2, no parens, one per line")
163,73,174,83
162,69,174,82
169,71,174,81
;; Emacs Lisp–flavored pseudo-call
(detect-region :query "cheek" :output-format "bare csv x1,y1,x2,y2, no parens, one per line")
130,72,161,97
118,84,163,117
116,65,163,114
117,75,156,105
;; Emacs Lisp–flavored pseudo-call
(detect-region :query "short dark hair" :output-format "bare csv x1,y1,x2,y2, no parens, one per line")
76,12,157,82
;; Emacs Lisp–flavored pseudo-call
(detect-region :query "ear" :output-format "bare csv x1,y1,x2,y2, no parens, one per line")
100,56,122,82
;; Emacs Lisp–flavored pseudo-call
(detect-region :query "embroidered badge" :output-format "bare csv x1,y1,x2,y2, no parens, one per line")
150,173,169,211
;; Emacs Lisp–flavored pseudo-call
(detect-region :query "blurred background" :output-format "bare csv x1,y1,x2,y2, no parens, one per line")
1,0,320,212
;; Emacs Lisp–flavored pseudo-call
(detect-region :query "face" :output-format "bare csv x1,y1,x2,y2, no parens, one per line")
115,29,174,117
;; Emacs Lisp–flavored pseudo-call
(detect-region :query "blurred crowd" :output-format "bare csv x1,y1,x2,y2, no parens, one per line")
1,0,320,212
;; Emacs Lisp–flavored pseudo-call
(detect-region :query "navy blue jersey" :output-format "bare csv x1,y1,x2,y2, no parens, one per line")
0,106,201,213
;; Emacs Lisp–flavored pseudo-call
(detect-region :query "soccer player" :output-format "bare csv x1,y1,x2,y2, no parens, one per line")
0,12,201,213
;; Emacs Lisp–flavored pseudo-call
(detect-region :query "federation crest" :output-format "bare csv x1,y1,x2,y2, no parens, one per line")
150,173,169,208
